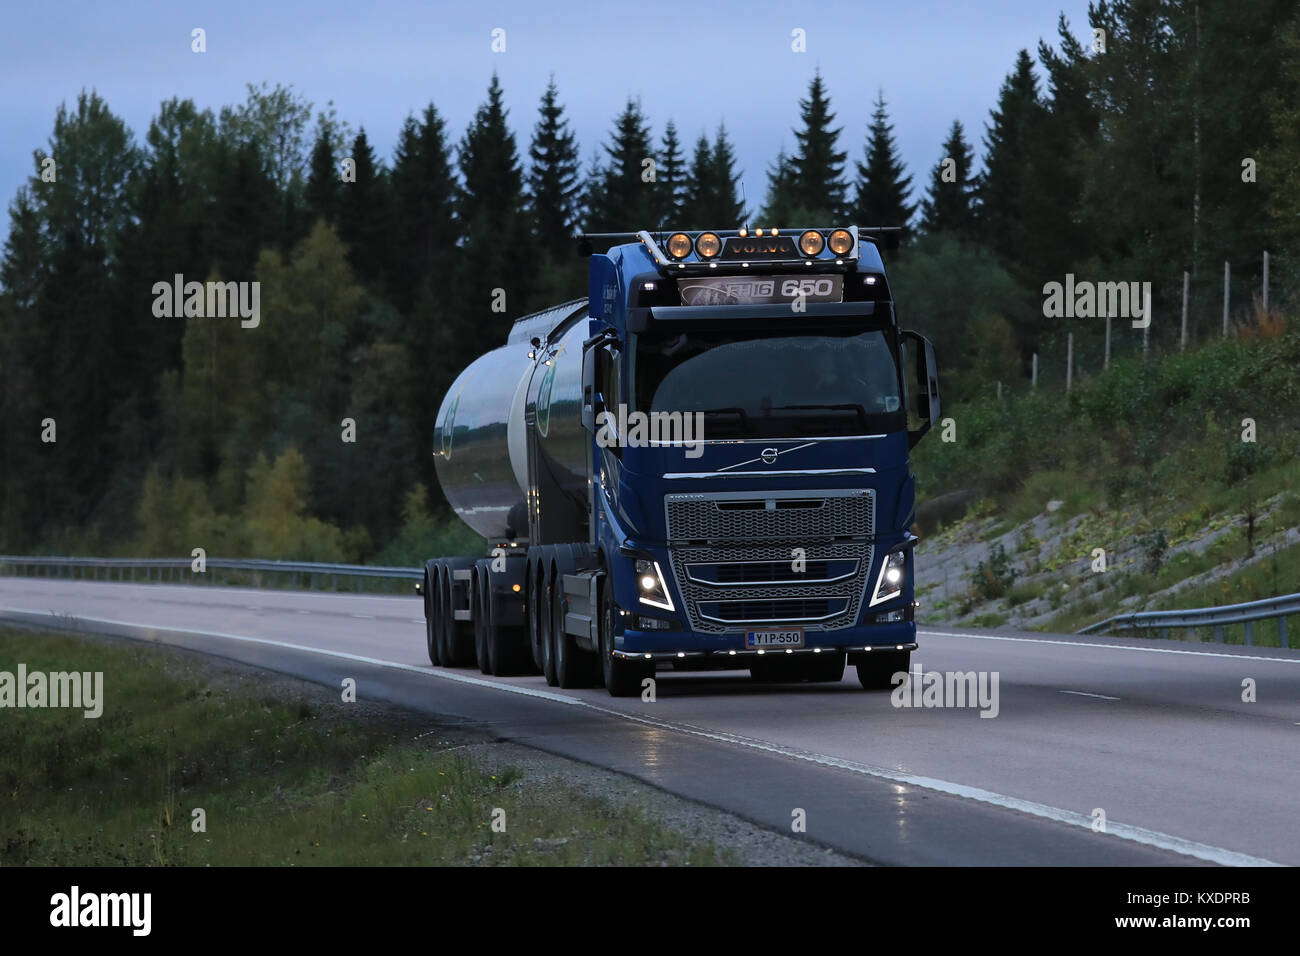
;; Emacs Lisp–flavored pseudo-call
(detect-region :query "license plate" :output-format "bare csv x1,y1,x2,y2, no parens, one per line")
746,628,805,649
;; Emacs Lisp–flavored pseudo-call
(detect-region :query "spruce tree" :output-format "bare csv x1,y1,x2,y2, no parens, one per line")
0,189,47,549
786,71,848,222
389,103,456,314
918,120,978,243
456,73,528,355
851,91,916,237
457,73,524,228
681,124,746,228
527,77,581,241
337,128,387,287
305,121,339,227
657,120,685,226
980,50,1045,268
759,147,796,225
1029,17,1098,282
584,99,656,231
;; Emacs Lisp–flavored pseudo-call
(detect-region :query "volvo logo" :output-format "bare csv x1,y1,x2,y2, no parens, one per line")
760,447,779,464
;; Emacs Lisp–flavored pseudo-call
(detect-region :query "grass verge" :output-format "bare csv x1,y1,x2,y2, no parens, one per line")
0,627,734,866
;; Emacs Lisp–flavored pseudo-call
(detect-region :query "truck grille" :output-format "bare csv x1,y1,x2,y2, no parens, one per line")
666,490,872,542
664,490,875,634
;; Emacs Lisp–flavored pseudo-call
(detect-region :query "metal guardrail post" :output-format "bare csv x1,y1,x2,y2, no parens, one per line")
1213,626,1224,643
1244,621,1254,646
1280,617,1289,649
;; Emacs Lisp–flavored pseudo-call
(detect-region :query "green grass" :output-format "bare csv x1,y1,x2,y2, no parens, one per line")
914,327,1300,525
0,628,733,866
915,328,1300,631
1005,579,1047,608
1046,537,1300,643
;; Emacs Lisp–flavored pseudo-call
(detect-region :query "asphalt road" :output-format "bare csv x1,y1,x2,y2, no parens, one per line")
2,577,1296,866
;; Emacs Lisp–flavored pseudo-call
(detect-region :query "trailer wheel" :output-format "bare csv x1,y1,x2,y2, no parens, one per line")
427,564,445,666
600,576,650,697
428,567,444,665
856,650,910,690
438,565,457,666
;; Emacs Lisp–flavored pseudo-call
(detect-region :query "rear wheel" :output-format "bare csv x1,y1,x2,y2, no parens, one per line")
446,572,474,668
856,650,910,690
554,575,598,688
428,567,446,666
473,566,490,673
600,576,651,697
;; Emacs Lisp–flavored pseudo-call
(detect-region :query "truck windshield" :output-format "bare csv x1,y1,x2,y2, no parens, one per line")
633,325,904,439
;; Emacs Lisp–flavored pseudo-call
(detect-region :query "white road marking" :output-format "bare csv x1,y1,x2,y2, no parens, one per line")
921,628,1300,664
1061,690,1120,700
0,603,1280,868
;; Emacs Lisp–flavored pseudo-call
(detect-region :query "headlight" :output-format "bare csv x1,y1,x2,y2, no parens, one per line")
828,229,853,255
635,558,674,611
870,549,907,607
799,230,824,256
695,232,721,258
666,233,692,259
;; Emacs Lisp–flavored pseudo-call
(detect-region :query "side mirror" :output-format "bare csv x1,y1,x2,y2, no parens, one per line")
581,345,597,431
900,330,940,449
582,343,612,433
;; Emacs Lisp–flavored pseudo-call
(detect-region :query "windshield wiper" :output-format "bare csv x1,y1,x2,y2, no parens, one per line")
770,403,868,416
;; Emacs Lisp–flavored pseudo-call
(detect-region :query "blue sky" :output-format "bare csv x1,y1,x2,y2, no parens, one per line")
0,0,1095,237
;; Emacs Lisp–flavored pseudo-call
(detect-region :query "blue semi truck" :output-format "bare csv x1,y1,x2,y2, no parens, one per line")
422,226,940,696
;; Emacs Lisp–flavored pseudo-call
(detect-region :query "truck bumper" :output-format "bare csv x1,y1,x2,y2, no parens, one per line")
612,619,918,661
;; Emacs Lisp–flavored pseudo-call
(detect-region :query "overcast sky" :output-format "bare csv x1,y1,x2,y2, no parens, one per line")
0,0,1095,239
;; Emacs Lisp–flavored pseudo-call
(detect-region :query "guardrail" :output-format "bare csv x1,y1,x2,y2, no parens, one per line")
1079,592,1298,648
0,555,422,594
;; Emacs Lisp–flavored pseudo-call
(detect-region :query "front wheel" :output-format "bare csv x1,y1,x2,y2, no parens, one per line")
856,650,910,690
600,576,651,697
805,651,846,683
